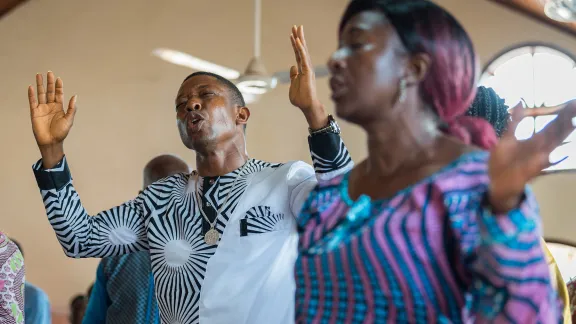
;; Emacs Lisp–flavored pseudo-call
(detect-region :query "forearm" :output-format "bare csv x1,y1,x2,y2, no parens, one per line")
467,192,561,323
307,133,353,181
33,156,149,258
38,143,65,169
302,101,328,131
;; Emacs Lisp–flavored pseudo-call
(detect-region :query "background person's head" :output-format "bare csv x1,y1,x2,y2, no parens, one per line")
175,72,249,153
466,86,510,139
330,0,497,149
142,154,190,189
69,294,87,324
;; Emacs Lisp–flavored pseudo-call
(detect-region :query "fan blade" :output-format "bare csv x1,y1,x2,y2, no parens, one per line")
152,48,241,79
273,65,330,84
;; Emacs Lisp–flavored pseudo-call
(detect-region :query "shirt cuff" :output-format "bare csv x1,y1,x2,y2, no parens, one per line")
308,132,352,180
32,156,72,191
478,190,539,245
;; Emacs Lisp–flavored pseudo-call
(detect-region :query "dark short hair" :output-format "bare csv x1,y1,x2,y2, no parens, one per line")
183,71,246,107
70,295,85,308
182,71,247,132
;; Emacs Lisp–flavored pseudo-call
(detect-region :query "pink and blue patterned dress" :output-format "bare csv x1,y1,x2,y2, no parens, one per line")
295,151,561,323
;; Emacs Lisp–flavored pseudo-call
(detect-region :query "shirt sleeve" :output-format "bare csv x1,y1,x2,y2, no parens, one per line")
82,262,109,324
307,132,353,181
25,285,52,324
0,237,24,324
455,190,562,323
32,156,155,258
288,132,354,217
287,161,318,217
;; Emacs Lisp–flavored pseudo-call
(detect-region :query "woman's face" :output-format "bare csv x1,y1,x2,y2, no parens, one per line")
328,10,407,125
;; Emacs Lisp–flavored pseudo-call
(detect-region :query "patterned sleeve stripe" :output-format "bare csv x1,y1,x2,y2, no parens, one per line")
478,193,539,245
32,156,72,191
308,133,353,177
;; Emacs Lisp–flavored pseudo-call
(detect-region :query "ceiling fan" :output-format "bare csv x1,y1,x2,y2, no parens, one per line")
542,0,576,22
152,0,329,104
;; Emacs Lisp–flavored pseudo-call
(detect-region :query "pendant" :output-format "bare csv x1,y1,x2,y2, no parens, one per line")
204,228,220,245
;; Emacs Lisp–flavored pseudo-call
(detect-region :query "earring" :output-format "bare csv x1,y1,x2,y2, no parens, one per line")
398,78,407,103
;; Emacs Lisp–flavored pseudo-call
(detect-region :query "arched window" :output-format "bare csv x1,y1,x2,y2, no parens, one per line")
479,44,576,172
545,238,576,283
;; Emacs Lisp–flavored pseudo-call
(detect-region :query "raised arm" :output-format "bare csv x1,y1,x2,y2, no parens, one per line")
28,72,150,258
288,26,353,181
459,101,576,322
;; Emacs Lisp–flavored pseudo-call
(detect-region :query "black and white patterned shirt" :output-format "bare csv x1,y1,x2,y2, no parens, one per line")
33,133,352,324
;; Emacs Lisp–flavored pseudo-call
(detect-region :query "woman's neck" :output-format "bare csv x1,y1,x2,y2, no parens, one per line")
362,110,441,178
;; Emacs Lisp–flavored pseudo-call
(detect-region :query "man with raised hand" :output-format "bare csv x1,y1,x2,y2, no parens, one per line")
28,26,351,324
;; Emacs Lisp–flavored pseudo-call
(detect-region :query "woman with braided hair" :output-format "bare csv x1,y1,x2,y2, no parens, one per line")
294,0,576,322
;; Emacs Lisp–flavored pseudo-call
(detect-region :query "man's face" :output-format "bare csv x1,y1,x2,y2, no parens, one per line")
175,75,241,151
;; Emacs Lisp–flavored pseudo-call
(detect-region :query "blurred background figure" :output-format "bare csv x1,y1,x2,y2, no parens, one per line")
69,295,87,324
0,232,25,324
10,239,51,324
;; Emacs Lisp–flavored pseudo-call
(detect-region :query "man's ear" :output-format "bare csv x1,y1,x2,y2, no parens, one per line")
237,106,250,126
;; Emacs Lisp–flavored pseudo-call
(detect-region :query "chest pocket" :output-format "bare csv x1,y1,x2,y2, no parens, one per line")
240,206,290,237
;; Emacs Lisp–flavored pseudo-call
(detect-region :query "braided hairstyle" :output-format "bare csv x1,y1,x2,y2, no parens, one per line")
465,86,510,139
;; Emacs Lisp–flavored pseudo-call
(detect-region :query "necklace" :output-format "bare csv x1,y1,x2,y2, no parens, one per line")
193,161,248,245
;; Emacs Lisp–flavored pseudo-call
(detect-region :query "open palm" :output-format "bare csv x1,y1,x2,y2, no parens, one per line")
28,72,77,147
488,101,576,211
288,25,320,111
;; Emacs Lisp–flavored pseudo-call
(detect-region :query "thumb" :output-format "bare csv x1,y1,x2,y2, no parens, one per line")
289,66,298,81
65,95,78,124
502,101,524,140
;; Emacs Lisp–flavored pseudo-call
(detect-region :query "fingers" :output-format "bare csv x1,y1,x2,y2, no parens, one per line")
289,66,298,81
291,25,313,74
290,33,302,73
28,85,37,110
502,102,524,140
65,95,78,124
36,73,46,104
522,105,565,117
297,25,307,49
295,37,312,73
55,77,64,104
533,100,576,152
46,71,55,103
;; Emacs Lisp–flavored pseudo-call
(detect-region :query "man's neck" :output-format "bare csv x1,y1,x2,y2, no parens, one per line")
195,139,249,177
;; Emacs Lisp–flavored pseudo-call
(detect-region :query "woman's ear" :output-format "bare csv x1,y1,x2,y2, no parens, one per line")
405,52,431,85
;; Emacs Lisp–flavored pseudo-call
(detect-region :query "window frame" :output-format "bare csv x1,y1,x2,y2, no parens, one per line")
481,42,576,175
